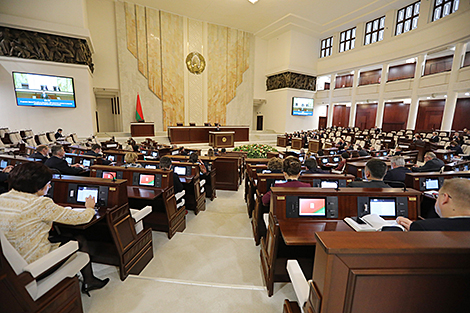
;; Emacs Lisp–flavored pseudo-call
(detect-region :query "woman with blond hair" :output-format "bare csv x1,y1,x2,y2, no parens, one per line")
121,152,143,168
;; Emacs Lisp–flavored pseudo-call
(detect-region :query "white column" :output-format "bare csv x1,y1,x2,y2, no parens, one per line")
406,54,426,130
375,63,389,128
327,74,336,127
441,42,467,131
348,69,359,127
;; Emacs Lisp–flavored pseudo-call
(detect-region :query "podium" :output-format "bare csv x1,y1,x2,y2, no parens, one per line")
209,131,234,148
131,122,155,137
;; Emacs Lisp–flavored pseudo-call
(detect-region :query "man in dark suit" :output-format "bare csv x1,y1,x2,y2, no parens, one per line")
44,145,85,175
446,141,464,155
0,165,13,194
412,152,445,172
84,144,111,165
54,128,64,140
397,178,470,231
29,145,50,163
357,146,369,156
383,156,411,187
430,132,439,143
413,134,424,145
348,159,391,188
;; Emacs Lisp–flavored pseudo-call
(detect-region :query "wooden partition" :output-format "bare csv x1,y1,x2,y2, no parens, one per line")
301,232,470,313
452,98,470,131
167,126,249,144
415,100,445,131
382,102,410,132
387,62,416,82
355,103,377,130
332,105,350,128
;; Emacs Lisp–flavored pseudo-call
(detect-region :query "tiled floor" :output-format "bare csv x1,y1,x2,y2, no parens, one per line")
81,185,296,313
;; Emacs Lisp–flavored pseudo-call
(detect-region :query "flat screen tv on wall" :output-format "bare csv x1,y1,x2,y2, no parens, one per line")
292,97,314,116
12,72,76,108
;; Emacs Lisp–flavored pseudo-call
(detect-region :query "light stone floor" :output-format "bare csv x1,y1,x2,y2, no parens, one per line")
81,182,296,313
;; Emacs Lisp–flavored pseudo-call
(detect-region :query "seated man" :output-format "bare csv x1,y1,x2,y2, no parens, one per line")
159,156,184,194
84,144,112,165
357,146,369,156
29,145,50,163
54,128,64,140
383,156,411,187
348,159,391,188
262,157,310,205
0,165,14,194
430,132,439,143
412,152,445,172
44,145,85,175
397,178,470,231
303,158,328,174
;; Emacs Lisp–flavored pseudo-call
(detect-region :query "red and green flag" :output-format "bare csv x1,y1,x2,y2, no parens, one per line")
136,93,144,122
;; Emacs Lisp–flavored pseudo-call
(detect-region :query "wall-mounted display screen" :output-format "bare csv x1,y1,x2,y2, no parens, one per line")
292,97,314,116
12,72,76,108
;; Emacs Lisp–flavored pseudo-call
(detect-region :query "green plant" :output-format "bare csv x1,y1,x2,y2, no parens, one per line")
233,144,278,158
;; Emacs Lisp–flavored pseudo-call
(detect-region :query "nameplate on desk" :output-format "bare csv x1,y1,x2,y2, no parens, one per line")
277,196,285,200
163,174,167,177
109,187,116,191
408,197,417,201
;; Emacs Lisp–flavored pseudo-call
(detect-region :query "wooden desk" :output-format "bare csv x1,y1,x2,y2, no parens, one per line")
131,122,155,137
209,131,235,148
279,220,352,246
291,138,303,150
346,158,414,178
433,149,455,163
308,139,320,153
168,126,249,144
298,232,470,313
323,147,338,155
127,186,162,200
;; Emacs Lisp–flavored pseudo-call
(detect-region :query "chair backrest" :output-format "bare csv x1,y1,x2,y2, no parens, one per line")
38,134,50,145
0,230,28,275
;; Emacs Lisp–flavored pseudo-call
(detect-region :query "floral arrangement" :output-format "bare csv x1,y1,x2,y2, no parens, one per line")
233,144,278,158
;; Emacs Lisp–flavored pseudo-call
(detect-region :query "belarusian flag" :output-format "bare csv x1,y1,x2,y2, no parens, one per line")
136,93,144,122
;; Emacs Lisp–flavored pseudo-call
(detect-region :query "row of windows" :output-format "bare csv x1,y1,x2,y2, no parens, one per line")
320,0,460,58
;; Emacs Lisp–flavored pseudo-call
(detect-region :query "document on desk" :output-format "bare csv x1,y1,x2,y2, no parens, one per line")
344,214,404,232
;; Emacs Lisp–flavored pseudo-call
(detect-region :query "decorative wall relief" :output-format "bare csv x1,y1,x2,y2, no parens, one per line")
121,2,252,130
0,27,94,72
266,72,316,91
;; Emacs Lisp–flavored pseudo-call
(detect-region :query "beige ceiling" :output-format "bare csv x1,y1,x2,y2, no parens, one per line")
127,0,414,38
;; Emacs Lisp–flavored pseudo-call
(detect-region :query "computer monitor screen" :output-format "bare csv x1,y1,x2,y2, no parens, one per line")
171,150,179,155
444,155,448,160
102,171,116,179
151,151,158,157
332,156,340,163
145,165,157,169
369,198,396,217
299,156,304,163
450,153,454,158
321,158,328,164
425,178,439,190
321,181,338,188
107,155,115,162
382,151,388,156
65,157,73,164
82,159,91,167
0,160,7,168
139,174,155,187
141,150,148,155
174,166,187,176
278,154,284,159
329,151,335,155
465,165,469,171
291,97,314,116
274,180,287,185
76,186,99,203
298,198,326,217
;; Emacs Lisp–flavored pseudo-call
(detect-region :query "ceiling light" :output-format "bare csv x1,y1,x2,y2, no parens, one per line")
248,0,258,4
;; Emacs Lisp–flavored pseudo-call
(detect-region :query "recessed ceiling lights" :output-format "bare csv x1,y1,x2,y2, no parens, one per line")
248,0,258,4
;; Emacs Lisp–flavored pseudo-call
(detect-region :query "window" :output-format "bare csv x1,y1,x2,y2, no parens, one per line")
432,0,459,21
339,27,356,53
396,1,420,35
364,16,385,45
320,37,333,58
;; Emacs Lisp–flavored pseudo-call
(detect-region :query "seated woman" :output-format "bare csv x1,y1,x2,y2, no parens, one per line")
0,162,109,296
262,157,310,205
262,157,283,174
121,152,143,168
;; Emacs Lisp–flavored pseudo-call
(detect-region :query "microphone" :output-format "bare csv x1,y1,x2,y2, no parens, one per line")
383,180,407,191
111,172,117,182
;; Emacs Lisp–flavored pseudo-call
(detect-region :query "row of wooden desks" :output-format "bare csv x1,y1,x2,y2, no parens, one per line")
167,126,249,144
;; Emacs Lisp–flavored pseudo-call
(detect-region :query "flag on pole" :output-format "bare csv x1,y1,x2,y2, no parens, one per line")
136,93,144,122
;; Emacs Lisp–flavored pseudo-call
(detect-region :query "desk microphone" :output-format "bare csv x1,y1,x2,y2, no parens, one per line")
110,172,117,182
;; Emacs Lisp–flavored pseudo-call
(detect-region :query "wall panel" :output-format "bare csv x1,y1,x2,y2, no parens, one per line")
187,19,204,125
452,98,470,131
135,5,148,77
146,7,161,99
332,105,350,127
415,100,445,131
382,102,410,132
355,103,378,130
124,2,137,58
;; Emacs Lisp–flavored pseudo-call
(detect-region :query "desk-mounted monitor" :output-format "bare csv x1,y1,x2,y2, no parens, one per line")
321,158,328,164
171,150,179,155
291,97,314,116
278,153,284,159
82,159,91,167
174,166,187,176
12,72,76,108
141,150,148,155
425,178,440,190
329,151,335,155
286,195,338,218
369,198,396,217
151,151,158,157
444,155,448,160
139,174,155,187
145,164,157,169
332,156,340,163
76,186,99,203
450,153,454,158
320,181,338,189
299,156,304,163
0,160,8,169
382,151,388,156
464,165,469,171
65,157,73,164
102,171,117,180
107,155,115,162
